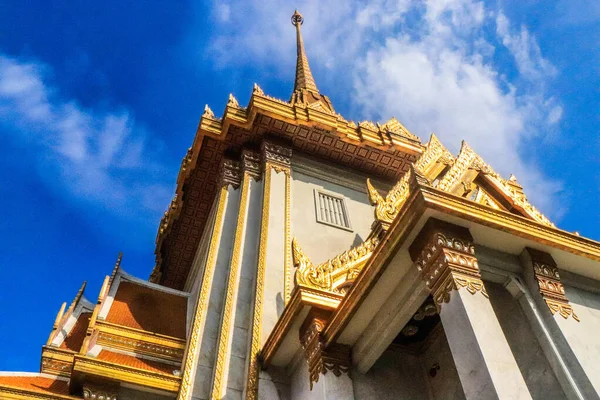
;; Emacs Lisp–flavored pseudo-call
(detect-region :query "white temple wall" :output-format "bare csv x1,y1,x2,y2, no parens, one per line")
258,368,291,400
290,161,375,265
558,284,600,395
420,330,465,400
262,169,288,343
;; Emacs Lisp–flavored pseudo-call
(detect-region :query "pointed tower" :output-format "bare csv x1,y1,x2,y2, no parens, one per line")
290,10,335,112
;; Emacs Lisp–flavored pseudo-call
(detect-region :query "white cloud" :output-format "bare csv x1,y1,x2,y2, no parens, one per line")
0,54,171,226
496,12,557,81
203,0,565,220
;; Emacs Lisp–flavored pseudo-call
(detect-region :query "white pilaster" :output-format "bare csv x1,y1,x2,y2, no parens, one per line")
178,160,242,400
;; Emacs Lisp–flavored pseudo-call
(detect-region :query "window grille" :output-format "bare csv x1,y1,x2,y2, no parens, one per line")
314,189,352,230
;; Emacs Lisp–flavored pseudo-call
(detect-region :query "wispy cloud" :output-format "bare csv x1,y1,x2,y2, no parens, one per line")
0,53,171,239
203,0,565,220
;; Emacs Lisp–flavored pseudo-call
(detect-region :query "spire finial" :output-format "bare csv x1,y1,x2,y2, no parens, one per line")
291,10,318,94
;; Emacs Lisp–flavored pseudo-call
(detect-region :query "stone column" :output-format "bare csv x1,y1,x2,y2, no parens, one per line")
298,310,354,400
519,248,598,399
409,218,531,400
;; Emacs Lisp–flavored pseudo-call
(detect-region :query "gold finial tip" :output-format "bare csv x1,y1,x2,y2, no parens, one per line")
291,9,303,26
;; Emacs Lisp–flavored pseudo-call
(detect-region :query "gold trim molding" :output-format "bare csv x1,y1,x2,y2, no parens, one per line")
178,186,229,400
245,165,271,400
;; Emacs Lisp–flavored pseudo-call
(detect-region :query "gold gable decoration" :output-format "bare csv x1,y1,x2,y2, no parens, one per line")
368,136,554,229
293,237,380,294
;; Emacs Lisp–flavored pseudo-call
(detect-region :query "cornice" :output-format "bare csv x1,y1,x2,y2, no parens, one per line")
0,386,78,400
95,321,185,360
73,355,181,393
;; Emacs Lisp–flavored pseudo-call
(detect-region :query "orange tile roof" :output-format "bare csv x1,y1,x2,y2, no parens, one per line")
0,375,70,395
97,350,179,375
105,281,187,339
60,312,91,352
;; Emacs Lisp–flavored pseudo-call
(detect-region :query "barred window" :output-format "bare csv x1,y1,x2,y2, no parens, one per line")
314,189,352,230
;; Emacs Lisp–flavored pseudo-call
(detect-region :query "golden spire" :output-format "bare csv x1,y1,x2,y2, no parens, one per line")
291,10,319,94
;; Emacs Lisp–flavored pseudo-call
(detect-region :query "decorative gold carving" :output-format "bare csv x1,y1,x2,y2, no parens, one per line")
527,248,579,321
83,383,118,400
96,331,184,361
252,83,264,95
380,117,420,142
245,166,271,400
212,173,251,398
359,120,378,131
413,133,454,176
284,171,292,304
299,313,351,390
293,237,379,293
431,140,553,227
156,195,178,245
202,104,215,119
367,171,412,226
437,141,479,192
227,93,240,108
219,159,242,189
178,187,228,400
484,172,554,227
75,356,180,393
41,356,73,376
180,147,193,173
409,218,487,305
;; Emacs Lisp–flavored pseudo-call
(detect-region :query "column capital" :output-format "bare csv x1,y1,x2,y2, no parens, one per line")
409,218,487,305
299,310,351,390
261,141,292,174
525,248,579,321
241,150,262,181
218,159,242,189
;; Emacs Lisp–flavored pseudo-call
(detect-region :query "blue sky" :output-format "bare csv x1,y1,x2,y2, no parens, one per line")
0,0,598,371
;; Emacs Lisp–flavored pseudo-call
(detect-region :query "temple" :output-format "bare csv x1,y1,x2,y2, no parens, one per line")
3,10,600,400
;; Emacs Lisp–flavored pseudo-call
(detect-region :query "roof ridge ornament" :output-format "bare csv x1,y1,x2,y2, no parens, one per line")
291,10,318,94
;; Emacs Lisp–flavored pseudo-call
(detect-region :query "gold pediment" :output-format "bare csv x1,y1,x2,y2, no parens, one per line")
368,136,553,230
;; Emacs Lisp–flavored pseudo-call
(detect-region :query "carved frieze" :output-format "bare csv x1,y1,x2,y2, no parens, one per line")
261,141,292,172
83,383,118,400
218,159,242,189
242,150,262,181
526,248,579,321
409,218,487,305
